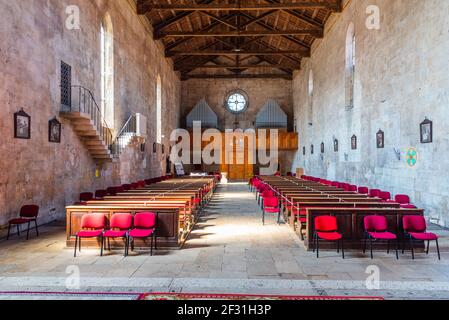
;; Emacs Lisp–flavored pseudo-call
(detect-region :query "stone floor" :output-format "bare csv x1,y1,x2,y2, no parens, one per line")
1,182,449,299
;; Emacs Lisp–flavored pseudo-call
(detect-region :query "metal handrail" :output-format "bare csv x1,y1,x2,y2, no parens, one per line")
66,85,114,148
112,114,137,156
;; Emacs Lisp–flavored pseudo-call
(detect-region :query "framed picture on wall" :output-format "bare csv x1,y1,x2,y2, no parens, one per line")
153,142,157,153
376,130,385,149
140,143,146,152
14,109,31,139
321,142,325,154
303,146,306,155
420,118,433,143
48,118,61,143
351,135,357,150
311,145,314,154
334,139,339,152
162,144,165,154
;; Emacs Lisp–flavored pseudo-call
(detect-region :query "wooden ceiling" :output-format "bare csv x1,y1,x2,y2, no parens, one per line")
136,1,342,80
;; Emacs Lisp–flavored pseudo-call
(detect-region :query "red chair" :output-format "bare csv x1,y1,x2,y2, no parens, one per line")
358,187,369,195
262,197,281,225
395,195,417,209
95,190,108,200
107,187,117,196
103,213,133,257
260,190,275,209
402,216,440,260
313,216,344,259
122,184,132,191
369,189,381,198
7,205,40,240
363,216,398,259
348,185,358,192
115,186,125,193
331,182,339,187
128,212,157,256
74,213,105,257
379,191,391,202
79,192,94,202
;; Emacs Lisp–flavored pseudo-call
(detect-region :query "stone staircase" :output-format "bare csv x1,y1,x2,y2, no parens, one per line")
60,86,147,163
60,85,114,163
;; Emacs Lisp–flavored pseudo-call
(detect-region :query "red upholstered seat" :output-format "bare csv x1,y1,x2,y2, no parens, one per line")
103,230,127,238
401,204,417,209
95,190,108,199
107,187,117,196
7,205,40,240
128,229,154,238
395,194,410,204
9,218,34,225
317,232,342,241
368,232,397,240
409,232,438,241
77,230,103,237
379,191,391,201
403,215,440,260
349,185,358,192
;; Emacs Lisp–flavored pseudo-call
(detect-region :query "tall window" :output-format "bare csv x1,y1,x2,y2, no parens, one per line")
345,23,355,109
308,69,314,125
100,15,114,127
156,74,162,144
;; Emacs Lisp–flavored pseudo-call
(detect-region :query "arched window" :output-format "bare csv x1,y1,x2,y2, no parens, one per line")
345,23,355,109
308,69,314,125
156,74,162,144
100,15,114,127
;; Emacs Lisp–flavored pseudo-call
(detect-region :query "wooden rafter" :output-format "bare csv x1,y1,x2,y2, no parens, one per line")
156,29,323,40
137,1,342,14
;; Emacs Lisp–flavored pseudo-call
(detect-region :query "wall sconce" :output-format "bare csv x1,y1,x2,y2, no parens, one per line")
320,154,324,161
393,148,401,161
344,153,349,161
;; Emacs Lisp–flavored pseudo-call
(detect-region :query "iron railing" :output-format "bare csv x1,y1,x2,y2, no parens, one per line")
111,114,137,156
64,85,113,149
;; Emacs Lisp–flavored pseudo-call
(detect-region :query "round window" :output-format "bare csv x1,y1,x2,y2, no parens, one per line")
225,90,248,114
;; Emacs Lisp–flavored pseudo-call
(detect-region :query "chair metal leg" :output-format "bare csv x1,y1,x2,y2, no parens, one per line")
370,238,374,259
426,241,430,254
7,223,11,240
387,240,390,254
26,221,31,240
100,237,104,256
341,239,345,259
395,239,399,260
79,237,81,252
436,239,441,260
337,239,340,254
410,238,414,260
363,235,367,254
16,225,20,237
316,238,320,258
74,236,78,257
262,210,265,225
154,235,158,251
34,220,39,237
150,235,154,256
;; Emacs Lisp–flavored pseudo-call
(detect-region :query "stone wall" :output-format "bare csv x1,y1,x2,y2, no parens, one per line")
0,0,181,228
292,0,449,226
181,78,293,130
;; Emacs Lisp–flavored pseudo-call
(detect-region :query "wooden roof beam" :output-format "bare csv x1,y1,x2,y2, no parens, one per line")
156,29,323,40
138,2,342,14
167,50,310,58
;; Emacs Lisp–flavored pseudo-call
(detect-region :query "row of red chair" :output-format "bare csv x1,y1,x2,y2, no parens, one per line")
74,212,157,257
301,175,417,209
314,215,440,260
249,178,282,225
78,175,173,204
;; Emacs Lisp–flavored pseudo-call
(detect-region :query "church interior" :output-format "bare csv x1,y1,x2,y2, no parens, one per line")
1,0,449,302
